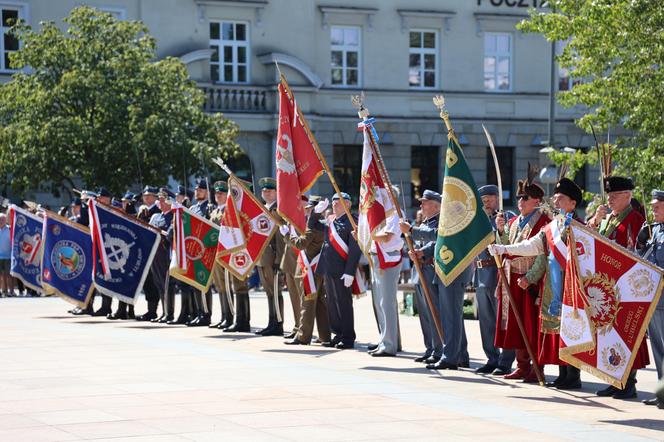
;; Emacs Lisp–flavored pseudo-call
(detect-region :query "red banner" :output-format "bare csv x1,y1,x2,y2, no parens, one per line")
276,77,324,233
559,220,664,388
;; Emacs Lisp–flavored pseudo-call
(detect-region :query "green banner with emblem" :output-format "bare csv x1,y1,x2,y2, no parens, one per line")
435,137,494,286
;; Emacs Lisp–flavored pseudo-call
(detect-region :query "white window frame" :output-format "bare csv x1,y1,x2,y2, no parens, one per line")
0,1,28,74
408,29,438,90
330,25,361,88
209,20,250,84
98,6,126,20
556,40,581,91
483,32,512,93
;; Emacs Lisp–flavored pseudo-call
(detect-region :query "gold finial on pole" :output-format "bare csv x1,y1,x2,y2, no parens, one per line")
433,95,455,137
351,92,369,119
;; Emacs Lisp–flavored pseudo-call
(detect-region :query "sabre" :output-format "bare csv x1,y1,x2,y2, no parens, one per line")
482,124,503,213
590,125,605,203
224,268,235,313
273,269,282,322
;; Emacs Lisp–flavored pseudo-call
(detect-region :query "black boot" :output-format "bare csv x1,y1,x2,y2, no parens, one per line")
186,292,202,326
546,365,567,387
127,304,135,320
93,294,112,316
613,370,638,400
136,300,158,321
255,293,277,335
557,366,582,390
160,288,175,323
153,291,166,322
218,292,234,329
108,301,128,320
171,291,190,324
224,293,250,332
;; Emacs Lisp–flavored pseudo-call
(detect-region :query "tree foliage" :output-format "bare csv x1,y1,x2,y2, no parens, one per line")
0,6,241,197
519,0,664,193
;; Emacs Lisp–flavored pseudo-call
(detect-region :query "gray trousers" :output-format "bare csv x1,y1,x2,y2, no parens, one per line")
370,256,400,354
476,285,515,369
415,265,442,358
648,309,664,379
436,270,468,365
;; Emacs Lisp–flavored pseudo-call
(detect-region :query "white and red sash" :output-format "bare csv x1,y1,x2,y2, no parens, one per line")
544,219,567,268
88,199,111,279
375,243,402,269
329,220,366,298
297,249,320,297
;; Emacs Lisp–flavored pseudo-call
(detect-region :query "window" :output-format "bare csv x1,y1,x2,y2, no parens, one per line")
486,146,514,207
409,30,437,88
0,4,25,72
411,146,440,211
209,21,249,84
330,26,360,87
557,40,581,91
484,33,511,92
333,145,362,203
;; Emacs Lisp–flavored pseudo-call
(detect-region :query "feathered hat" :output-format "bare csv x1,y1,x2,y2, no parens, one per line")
516,162,545,199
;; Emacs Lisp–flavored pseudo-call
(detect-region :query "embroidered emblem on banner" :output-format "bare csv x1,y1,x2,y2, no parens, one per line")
439,176,476,237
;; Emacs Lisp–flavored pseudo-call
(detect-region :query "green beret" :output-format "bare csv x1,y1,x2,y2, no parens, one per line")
213,180,228,193
259,177,276,190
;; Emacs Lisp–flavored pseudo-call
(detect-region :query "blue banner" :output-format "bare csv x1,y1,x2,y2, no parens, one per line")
9,205,43,292
41,214,94,307
90,203,160,305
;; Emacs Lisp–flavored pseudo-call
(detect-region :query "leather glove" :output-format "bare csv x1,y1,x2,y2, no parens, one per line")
487,244,506,257
314,198,329,214
341,273,354,288
279,224,290,236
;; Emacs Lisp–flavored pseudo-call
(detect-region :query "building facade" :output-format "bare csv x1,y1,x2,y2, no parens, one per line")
1,0,599,213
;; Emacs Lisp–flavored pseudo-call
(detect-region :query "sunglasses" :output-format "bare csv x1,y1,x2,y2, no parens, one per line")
517,195,530,201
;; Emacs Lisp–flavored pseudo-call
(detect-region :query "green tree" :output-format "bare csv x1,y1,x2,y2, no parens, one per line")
0,6,241,197
519,0,664,193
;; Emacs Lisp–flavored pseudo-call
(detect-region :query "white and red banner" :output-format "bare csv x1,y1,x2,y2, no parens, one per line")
357,123,399,269
275,77,324,234
216,176,277,280
559,220,664,388
297,250,320,299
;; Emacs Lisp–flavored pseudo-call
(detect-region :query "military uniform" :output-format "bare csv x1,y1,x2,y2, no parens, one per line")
187,180,213,327
283,205,331,344
256,177,286,336
316,193,361,348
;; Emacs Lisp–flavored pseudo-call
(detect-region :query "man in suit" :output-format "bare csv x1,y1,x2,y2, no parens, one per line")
315,192,362,349
255,177,285,336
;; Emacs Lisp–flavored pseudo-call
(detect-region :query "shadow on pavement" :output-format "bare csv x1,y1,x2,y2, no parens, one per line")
360,365,432,375
510,394,623,411
36,316,79,319
120,325,173,330
263,348,339,357
203,334,261,340
599,419,664,432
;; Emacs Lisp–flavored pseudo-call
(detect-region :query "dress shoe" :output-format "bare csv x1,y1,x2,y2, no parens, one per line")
426,360,458,370
371,350,395,357
475,364,497,374
284,338,308,345
158,316,173,324
107,312,127,320
521,371,539,383
367,344,379,352
92,309,111,317
312,338,321,344
72,308,92,316
491,367,512,376
135,312,158,321
426,355,440,364
321,341,335,347
335,342,354,350
196,316,211,327
459,361,470,369
556,378,582,390
596,385,620,397
260,323,284,336
504,367,529,380
613,385,637,400
283,331,297,339
414,354,432,363
223,323,250,333
643,397,660,406
151,314,164,323
209,321,223,328
166,318,180,325
186,316,201,327
657,402,664,410
68,307,79,314
217,319,232,329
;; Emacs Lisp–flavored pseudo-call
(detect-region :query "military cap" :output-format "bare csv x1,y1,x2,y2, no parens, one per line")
478,185,499,197
305,195,322,208
332,192,351,201
111,199,122,208
651,189,664,203
213,180,228,193
142,185,158,196
419,189,442,203
553,178,583,206
121,191,136,202
157,187,175,199
96,187,112,198
70,198,82,207
176,185,187,197
604,176,634,193
196,179,208,190
259,177,276,190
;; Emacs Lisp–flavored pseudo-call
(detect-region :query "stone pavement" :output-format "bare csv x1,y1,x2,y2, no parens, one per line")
1,292,663,442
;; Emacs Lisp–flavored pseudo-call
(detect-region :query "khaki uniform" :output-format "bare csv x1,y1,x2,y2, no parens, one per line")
257,201,285,329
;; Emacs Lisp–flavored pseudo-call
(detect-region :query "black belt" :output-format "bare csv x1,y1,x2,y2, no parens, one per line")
476,259,496,269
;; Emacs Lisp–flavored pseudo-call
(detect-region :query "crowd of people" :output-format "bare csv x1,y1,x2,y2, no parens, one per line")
3,169,664,407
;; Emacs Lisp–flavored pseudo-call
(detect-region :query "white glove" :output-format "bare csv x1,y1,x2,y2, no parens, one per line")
279,225,290,236
341,274,354,288
289,225,298,238
314,198,329,214
487,244,506,257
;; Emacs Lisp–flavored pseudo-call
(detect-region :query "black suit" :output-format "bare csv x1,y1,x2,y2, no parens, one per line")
316,214,361,345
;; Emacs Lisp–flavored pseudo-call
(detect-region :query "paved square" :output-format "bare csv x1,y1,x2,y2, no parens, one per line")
1,294,663,441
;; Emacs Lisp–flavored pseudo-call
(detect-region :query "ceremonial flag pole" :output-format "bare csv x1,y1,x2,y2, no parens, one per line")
351,92,445,344
480,118,545,386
